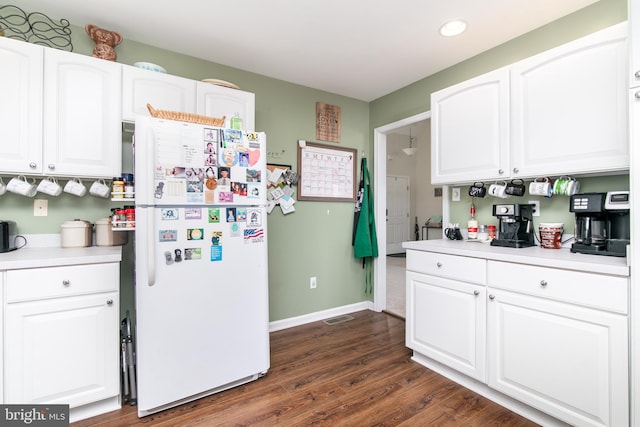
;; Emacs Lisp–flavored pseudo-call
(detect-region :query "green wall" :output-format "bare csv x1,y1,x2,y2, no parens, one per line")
0,0,628,322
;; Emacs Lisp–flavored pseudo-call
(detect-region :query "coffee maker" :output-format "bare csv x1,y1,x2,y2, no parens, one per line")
490,204,535,248
569,191,630,257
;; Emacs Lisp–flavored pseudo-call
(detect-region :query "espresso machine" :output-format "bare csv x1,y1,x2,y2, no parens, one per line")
490,204,536,248
569,191,630,257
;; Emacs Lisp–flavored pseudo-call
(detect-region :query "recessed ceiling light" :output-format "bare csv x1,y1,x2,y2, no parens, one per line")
440,20,467,37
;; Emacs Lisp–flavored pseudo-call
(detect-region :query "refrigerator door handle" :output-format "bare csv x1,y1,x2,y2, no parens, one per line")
147,209,156,286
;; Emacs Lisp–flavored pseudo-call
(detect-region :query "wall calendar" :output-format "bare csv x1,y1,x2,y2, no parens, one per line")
297,140,357,202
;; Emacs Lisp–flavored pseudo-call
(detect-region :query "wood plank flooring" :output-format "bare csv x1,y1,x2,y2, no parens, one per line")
72,310,539,426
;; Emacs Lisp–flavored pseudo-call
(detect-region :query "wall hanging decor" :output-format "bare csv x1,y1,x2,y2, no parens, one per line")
316,102,341,143
297,140,357,202
0,4,72,51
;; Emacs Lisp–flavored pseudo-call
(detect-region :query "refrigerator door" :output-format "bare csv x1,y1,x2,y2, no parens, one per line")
135,205,269,415
135,116,266,207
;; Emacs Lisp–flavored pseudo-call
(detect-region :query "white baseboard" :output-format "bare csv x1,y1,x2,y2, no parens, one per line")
269,301,374,332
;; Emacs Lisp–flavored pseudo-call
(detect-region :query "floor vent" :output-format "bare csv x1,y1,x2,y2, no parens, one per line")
323,315,354,325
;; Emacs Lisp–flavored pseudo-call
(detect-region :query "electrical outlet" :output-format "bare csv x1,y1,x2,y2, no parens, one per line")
451,188,461,202
310,276,317,289
34,199,48,217
529,200,541,217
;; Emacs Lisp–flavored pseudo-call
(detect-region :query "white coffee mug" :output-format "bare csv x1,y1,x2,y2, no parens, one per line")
7,175,37,197
89,179,111,198
37,176,63,196
0,177,6,195
64,178,87,197
529,177,552,197
488,181,509,198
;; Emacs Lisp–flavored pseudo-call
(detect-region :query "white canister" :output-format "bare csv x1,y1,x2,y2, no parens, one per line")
60,220,93,248
95,218,128,246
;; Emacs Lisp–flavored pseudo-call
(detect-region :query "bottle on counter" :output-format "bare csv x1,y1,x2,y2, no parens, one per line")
467,199,478,239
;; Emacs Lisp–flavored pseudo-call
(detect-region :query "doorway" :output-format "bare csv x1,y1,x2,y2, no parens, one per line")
372,111,431,313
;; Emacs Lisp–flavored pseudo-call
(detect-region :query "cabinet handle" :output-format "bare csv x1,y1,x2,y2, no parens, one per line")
488,294,495,300
473,290,480,296
540,280,548,287
29,162,37,169
48,164,55,170
512,167,519,174
498,169,504,175
106,299,114,305
62,279,70,286
436,262,442,268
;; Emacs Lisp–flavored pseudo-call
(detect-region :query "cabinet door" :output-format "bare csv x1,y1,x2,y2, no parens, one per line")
406,271,486,381
43,49,122,178
5,292,119,407
431,67,510,184
122,66,197,121
0,37,43,174
630,1,640,88
511,22,628,177
487,289,628,427
197,82,255,131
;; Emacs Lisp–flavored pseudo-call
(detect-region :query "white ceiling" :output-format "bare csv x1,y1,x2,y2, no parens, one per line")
12,0,599,101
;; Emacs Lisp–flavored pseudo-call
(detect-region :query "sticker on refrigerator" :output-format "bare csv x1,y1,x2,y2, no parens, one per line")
232,182,247,196
161,208,179,220
185,208,202,220
246,208,262,227
208,208,220,223
238,151,249,167
226,208,237,222
247,148,260,166
174,249,183,262
211,231,222,246
159,230,178,242
237,208,247,222
220,147,237,167
248,183,261,199
230,222,241,237
244,228,264,243
219,192,233,203
246,169,261,182
185,248,202,260
187,228,204,240
210,245,222,261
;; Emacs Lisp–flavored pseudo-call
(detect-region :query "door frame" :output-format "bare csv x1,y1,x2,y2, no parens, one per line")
372,111,430,312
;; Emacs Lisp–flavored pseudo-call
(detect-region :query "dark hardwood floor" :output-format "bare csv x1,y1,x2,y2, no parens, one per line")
73,310,539,426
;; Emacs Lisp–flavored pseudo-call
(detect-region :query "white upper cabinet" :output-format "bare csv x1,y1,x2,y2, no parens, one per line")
431,67,511,185
0,37,43,175
431,22,628,185
511,22,628,178
43,49,122,178
197,82,256,131
122,65,197,121
630,2,640,88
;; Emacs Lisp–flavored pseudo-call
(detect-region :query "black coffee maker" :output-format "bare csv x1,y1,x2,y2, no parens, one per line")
490,204,535,248
569,191,630,257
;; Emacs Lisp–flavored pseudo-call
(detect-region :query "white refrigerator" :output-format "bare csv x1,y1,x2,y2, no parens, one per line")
133,116,270,417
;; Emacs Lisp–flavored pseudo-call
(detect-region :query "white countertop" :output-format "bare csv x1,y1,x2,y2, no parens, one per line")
403,239,630,276
0,246,122,270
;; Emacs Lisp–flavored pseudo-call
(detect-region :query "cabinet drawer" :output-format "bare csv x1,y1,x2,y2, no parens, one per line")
487,261,627,314
407,251,486,284
6,263,118,303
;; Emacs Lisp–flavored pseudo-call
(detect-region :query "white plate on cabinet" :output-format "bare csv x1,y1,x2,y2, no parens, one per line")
201,78,240,90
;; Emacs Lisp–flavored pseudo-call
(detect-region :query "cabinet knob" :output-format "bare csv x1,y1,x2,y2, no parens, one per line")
488,294,495,300
498,169,504,175
635,91,640,100
62,279,70,286
635,70,640,79
29,162,37,169
436,262,442,268
540,280,548,287
106,299,114,305
48,164,55,170
512,167,519,174
473,290,480,296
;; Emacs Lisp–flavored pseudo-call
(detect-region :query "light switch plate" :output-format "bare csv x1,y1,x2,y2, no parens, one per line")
452,188,461,202
34,199,48,216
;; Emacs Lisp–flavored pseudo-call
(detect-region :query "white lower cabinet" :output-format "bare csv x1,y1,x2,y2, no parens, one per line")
406,250,629,427
4,263,120,419
406,271,486,381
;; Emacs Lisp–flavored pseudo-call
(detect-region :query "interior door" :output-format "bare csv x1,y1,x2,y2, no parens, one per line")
386,175,410,254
